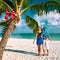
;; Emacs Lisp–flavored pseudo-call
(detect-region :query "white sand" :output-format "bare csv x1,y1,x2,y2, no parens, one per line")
0,38,60,60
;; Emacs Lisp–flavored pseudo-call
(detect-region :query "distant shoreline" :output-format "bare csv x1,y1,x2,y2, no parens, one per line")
0,32,60,40
0,37,60,41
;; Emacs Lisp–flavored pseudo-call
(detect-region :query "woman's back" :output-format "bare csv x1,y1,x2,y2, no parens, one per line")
37,33,42,38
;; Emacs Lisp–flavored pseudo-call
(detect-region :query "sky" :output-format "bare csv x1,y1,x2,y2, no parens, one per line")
0,10,60,33
16,10,60,27
15,10,60,33
0,0,60,33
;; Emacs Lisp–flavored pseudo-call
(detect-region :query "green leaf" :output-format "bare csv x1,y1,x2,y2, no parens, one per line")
22,1,60,15
0,20,11,26
17,0,22,6
0,20,16,37
0,0,13,11
25,16,39,33
22,0,30,9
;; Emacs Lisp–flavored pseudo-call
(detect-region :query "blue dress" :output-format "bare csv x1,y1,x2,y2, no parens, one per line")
36,33,43,45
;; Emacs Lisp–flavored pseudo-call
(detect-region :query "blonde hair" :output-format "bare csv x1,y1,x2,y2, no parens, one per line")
37,28,42,33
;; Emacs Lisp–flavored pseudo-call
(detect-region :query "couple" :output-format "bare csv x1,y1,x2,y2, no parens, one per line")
33,28,50,56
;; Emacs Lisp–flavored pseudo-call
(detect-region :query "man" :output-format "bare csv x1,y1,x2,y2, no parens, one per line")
42,27,50,56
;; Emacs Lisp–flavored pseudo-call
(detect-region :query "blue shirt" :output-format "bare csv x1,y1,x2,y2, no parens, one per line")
42,29,49,38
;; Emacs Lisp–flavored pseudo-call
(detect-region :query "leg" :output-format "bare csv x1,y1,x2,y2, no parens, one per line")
37,45,40,56
43,49,49,56
37,45,43,56
46,41,49,56
40,45,43,55
47,49,49,56
43,49,46,56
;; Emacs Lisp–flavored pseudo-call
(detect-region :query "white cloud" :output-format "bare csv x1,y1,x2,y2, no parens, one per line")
33,15,45,26
16,10,60,28
14,10,60,28
16,19,26,27
58,22,60,25
34,11,60,26
51,21,58,25
47,11,60,20
16,20,22,26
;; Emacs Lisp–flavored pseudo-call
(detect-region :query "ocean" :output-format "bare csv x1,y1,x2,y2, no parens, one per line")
0,33,60,40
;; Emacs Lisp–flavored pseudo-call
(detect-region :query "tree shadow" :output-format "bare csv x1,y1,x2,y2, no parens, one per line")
5,49,37,56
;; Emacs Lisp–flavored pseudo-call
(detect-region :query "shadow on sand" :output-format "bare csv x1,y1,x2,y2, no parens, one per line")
5,49,37,56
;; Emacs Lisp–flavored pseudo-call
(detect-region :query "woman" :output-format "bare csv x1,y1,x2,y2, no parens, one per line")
42,27,50,56
33,28,43,56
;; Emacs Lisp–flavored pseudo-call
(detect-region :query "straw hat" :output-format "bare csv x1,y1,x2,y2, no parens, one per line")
37,28,42,33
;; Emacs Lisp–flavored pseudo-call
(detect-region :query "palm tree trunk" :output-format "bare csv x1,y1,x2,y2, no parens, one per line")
0,18,19,60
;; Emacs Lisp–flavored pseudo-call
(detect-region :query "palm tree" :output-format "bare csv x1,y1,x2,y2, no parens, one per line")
0,0,60,60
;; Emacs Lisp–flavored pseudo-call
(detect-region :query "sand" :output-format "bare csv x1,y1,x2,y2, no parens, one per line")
0,38,60,60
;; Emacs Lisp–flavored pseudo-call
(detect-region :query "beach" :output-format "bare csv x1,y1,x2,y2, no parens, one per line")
0,38,60,60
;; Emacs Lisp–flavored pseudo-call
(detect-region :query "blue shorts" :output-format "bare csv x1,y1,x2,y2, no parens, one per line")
36,38,43,45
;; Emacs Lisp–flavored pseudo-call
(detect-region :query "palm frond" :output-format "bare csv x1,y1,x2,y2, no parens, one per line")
0,1,2,8
0,20,16,37
2,26,8,37
21,1,60,15
0,0,13,11
0,20,11,26
17,0,22,6
12,0,17,4
0,7,6,16
0,1,5,15
31,1,60,14
0,20,10,37
2,24,16,37
22,0,30,9
25,16,39,33
14,1,18,13
46,1,60,13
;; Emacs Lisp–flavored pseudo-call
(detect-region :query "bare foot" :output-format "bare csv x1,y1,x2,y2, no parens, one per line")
38,54,44,56
44,54,49,56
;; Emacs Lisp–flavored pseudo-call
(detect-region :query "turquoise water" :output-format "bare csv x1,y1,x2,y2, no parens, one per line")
0,33,60,40
11,33,35,39
50,33,60,40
